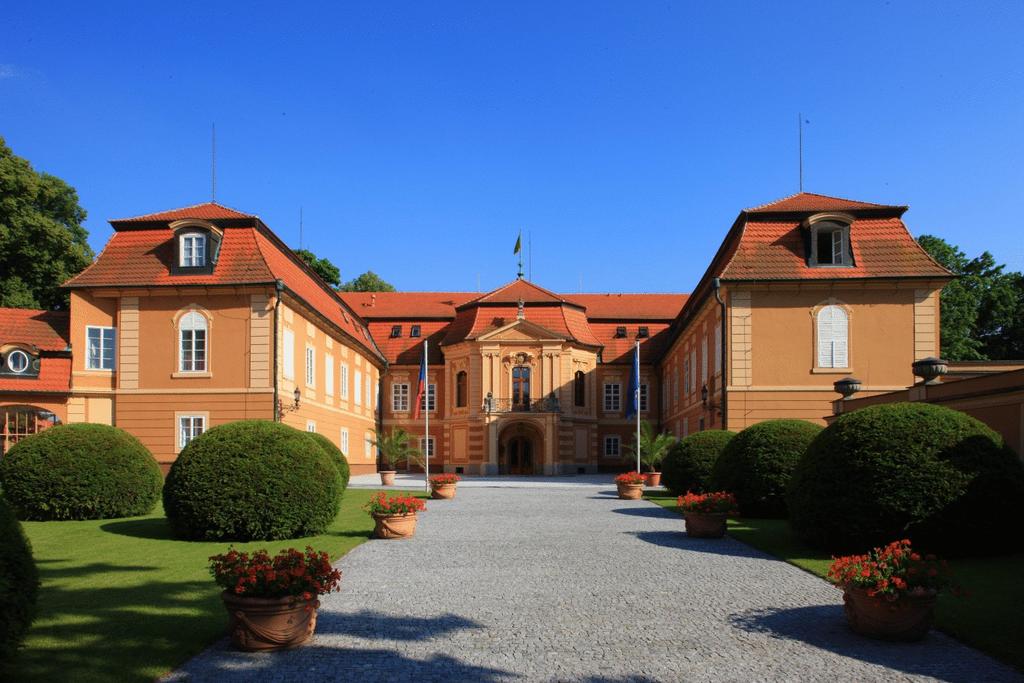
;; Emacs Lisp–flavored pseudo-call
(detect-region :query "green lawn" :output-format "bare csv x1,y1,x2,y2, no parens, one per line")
11,488,426,683
646,492,1024,671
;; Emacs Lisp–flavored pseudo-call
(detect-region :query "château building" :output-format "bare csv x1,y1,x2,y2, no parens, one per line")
0,193,952,475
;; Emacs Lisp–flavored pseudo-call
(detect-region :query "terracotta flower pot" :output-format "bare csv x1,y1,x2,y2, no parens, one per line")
221,591,318,652
372,511,418,539
684,511,728,538
617,482,644,500
379,470,396,486
644,472,662,487
431,483,457,500
842,586,937,641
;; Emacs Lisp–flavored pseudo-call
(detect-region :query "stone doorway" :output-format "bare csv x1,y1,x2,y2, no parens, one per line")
498,421,542,475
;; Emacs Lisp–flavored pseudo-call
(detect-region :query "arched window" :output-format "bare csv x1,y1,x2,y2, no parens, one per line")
179,310,208,372
455,371,467,408
817,305,849,368
574,370,585,407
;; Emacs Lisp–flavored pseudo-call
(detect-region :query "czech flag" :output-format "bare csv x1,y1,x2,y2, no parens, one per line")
413,341,427,420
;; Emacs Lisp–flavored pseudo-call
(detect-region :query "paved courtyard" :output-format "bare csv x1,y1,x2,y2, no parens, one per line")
166,478,1022,682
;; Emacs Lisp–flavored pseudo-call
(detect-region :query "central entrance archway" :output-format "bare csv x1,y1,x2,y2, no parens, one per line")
498,421,543,475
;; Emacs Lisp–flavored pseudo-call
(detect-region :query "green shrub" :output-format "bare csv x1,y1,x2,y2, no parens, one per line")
0,424,162,520
305,431,350,492
710,419,822,518
163,420,341,541
788,402,1024,556
0,495,38,666
662,430,735,495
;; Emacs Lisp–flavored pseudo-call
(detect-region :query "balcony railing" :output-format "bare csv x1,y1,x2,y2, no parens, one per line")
484,396,561,414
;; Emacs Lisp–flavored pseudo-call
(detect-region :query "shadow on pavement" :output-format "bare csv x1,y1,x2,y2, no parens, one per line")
316,609,483,642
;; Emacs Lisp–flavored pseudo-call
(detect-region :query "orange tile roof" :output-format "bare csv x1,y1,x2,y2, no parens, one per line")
721,217,951,281
0,357,71,393
339,292,475,319
110,202,257,224
458,279,578,308
0,308,70,351
745,192,904,214
590,322,672,364
368,321,450,365
570,294,687,319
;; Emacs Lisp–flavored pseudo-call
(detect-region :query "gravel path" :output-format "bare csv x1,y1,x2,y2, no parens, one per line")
166,481,1022,682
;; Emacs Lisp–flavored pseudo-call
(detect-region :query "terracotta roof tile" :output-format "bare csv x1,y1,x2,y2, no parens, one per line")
591,322,672,363
459,279,578,308
111,202,256,224
0,309,70,350
339,292,474,319
745,192,904,213
0,357,71,393
570,294,687,319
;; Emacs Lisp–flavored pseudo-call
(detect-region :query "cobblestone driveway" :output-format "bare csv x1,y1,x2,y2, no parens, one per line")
166,480,1021,682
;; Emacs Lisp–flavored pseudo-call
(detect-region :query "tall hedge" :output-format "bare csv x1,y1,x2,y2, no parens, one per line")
306,431,350,492
788,402,1024,555
163,420,342,541
0,424,162,520
0,495,38,666
710,419,822,518
662,430,735,495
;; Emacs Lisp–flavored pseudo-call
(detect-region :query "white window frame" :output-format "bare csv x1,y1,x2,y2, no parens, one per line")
340,363,349,399
304,346,315,388
810,223,852,267
354,370,363,406
178,415,205,450
639,383,649,412
179,232,207,267
420,436,435,459
283,328,295,380
6,349,30,374
603,435,621,458
419,383,437,412
392,383,410,412
603,383,621,412
86,325,116,371
324,355,334,396
306,420,316,433
340,428,349,454
817,305,850,369
178,311,208,373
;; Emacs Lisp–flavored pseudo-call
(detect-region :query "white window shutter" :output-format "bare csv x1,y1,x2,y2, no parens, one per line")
817,306,848,368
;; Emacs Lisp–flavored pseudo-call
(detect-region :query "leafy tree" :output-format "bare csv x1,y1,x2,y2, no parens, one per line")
339,270,396,292
372,428,424,471
917,235,1021,360
0,138,93,310
624,420,676,472
294,248,341,288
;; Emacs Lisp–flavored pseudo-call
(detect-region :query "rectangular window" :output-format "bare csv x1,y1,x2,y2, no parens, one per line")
420,436,435,459
673,368,679,405
683,358,690,397
637,326,649,339
392,383,410,411
364,432,374,460
354,370,362,406
340,364,349,399
410,325,421,338
639,383,649,412
340,428,349,454
181,233,206,267
420,383,436,412
305,346,315,387
178,415,205,450
306,420,316,433
86,326,115,370
701,336,709,384
603,383,621,412
714,325,722,374
283,329,295,380
614,326,627,338
366,376,372,409
324,355,334,396
390,325,402,338
180,328,207,372
604,435,621,458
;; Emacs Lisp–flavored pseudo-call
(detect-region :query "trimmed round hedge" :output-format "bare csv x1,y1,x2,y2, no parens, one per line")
0,495,38,665
163,420,342,541
662,430,736,495
305,431,350,492
710,419,822,518
788,402,1024,556
0,424,162,520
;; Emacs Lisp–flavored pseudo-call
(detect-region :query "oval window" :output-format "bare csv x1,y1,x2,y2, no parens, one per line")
7,350,30,373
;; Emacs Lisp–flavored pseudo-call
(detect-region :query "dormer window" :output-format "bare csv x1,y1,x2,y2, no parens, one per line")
410,325,421,338
809,221,853,267
390,325,402,338
637,326,650,339
614,326,627,338
180,232,207,268
7,349,30,373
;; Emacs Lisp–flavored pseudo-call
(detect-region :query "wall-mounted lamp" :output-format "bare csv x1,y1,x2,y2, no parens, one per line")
277,387,302,419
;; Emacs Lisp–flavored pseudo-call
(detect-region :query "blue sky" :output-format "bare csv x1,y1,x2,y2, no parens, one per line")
2,2,1022,292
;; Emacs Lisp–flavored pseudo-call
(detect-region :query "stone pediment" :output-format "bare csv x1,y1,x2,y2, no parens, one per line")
476,318,565,342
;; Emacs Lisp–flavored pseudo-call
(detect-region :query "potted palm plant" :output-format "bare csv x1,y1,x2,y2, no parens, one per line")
372,428,424,486
625,420,675,488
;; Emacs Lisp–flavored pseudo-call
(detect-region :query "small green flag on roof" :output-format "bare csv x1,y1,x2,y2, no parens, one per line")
513,233,522,255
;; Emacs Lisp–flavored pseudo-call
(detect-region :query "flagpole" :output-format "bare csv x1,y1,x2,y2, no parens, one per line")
635,341,641,474
424,339,430,492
